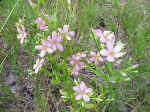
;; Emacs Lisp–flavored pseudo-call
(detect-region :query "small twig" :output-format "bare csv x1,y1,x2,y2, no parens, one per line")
0,54,9,66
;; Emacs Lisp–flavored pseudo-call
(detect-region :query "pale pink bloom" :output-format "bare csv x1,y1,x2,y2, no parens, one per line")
100,41,125,62
33,58,44,73
58,25,75,40
16,24,27,44
35,40,54,57
35,17,48,30
73,81,92,102
48,31,63,52
89,51,103,65
100,31,115,43
93,29,115,43
70,54,84,76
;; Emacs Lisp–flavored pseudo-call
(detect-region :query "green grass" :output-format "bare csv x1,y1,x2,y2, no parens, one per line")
0,0,150,112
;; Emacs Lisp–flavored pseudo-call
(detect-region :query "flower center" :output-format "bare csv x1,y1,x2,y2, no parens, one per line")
20,33,25,37
54,40,58,44
42,45,47,50
39,22,45,26
109,51,115,56
80,90,85,95
62,33,68,40
75,60,79,64
95,56,99,61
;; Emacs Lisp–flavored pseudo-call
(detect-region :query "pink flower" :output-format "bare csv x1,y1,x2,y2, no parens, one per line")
88,51,103,65
16,24,27,44
73,81,92,102
93,29,115,43
70,54,84,76
100,41,125,62
35,40,54,57
35,17,48,30
48,31,63,52
58,25,75,40
33,58,44,73
100,31,115,43
70,55,84,68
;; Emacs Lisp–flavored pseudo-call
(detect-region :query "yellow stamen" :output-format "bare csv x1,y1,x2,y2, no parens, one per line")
109,51,115,56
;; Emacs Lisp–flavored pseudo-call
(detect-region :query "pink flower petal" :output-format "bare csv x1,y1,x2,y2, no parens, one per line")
47,48,54,53
70,60,75,65
89,57,95,62
40,50,46,57
80,82,87,90
40,25,48,30
66,36,71,40
106,56,115,62
83,95,90,102
90,51,96,56
40,59,44,64
42,40,47,45
100,49,108,56
75,94,82,100
35,45,42,50
85,88,92,93
106,41,114,50
63,25,69,33
57,37,63,42
69,31,75,37
58,28,63,33
20,38,24,44
114,42,124,52
114,52,124,58
52,31,57,38
71,69,79,76
100,36,106,43
79,62,84,66
57,44,63,52
98,57,104,62
103,31,115,43
73,86,80,92
94,61,99,65
35,68,39,73
93,29,103,37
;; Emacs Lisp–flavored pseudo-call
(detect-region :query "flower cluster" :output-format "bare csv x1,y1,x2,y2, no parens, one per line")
16,19,27,44
93,29,125,62
33,19,75,73
70,54,84,76
71,29,125,102
16,16,126,103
